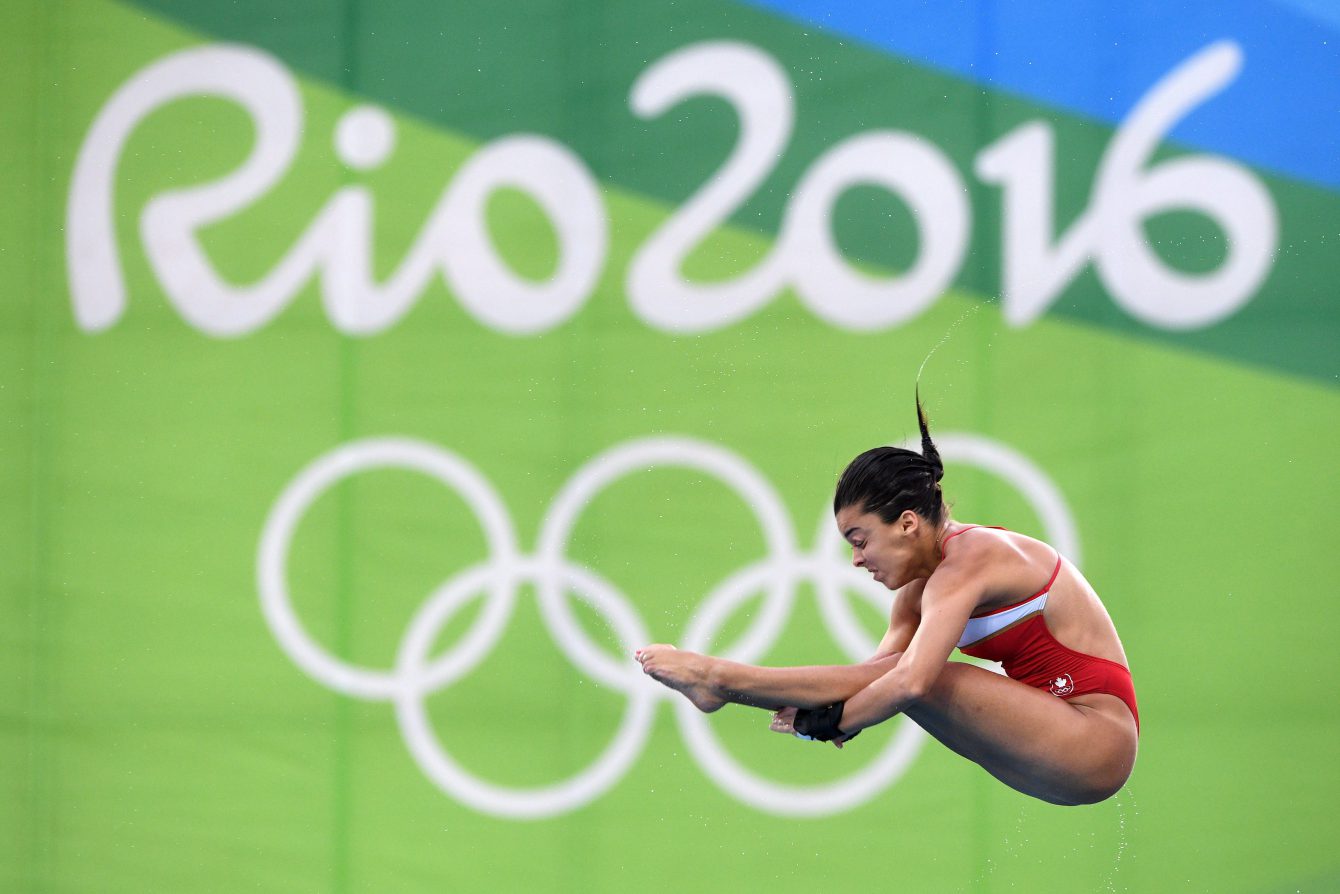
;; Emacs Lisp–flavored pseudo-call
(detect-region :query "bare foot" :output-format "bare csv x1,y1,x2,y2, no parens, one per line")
635,644,726,713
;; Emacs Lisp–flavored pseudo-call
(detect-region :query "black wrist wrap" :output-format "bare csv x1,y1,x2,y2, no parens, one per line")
792,702,858,742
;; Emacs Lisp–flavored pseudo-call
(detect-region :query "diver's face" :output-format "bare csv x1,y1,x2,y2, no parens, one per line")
835,505,923,590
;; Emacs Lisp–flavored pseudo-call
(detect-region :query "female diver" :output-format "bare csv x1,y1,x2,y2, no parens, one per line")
636,398,1138,805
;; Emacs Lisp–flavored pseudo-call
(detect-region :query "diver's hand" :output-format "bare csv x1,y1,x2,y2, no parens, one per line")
769,707,851,748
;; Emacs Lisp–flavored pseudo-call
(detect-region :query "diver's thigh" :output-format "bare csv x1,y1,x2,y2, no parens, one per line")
905,663,1136,804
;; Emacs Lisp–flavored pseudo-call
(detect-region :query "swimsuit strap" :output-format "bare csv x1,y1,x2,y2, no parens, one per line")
1034,551,1064,600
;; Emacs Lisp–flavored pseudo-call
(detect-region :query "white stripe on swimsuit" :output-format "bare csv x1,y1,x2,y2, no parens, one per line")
956,591,1049,649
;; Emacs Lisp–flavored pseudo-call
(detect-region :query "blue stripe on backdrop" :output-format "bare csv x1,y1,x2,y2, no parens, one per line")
739,0,1340,192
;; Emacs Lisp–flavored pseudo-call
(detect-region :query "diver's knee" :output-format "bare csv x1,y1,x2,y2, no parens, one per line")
1069,767,1132,805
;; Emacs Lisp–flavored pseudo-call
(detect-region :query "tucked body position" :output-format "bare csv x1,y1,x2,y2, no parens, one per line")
637,397,1138,806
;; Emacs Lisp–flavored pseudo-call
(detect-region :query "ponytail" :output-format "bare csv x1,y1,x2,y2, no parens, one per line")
915,387,944,484
834,391,948,524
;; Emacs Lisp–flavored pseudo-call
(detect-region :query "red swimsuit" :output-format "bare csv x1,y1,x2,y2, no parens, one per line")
944,526,1140,731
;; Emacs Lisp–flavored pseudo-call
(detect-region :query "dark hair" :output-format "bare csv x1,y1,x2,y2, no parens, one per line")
833,392,946,524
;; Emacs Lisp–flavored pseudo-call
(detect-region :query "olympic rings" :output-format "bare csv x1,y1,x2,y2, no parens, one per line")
257,433,1079,819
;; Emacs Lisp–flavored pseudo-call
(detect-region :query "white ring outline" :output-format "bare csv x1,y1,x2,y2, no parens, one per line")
392,560,656,819
258,438,518,701
536,436,797,690
676,560,927,816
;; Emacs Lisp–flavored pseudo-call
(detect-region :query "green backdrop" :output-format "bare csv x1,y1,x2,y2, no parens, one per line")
6,1,1339,891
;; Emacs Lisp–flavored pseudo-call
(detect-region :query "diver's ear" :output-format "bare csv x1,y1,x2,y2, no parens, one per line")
898,509,919,537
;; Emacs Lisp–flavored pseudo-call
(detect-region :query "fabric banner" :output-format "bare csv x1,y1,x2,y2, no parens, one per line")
5,1,1338,891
